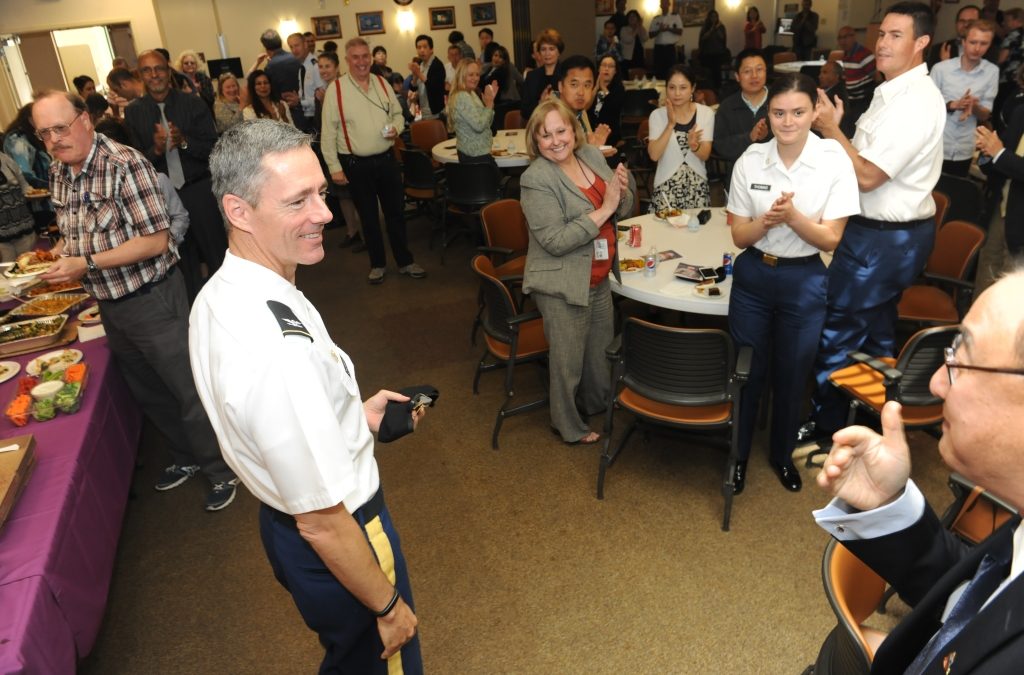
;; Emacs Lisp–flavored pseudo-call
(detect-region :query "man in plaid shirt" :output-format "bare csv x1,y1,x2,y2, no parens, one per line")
31,91,238,511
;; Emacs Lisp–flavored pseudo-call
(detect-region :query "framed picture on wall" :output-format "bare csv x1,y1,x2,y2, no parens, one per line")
357,11,386,36
470,2,497,26
430,7,457,30
311,15,342,39
595,0,615,15
681,0,713,27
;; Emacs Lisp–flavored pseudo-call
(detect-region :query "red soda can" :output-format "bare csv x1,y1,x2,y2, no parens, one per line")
629,224,642,248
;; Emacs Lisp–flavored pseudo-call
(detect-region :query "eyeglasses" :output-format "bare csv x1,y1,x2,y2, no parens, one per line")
34,111,84,141
139,64,170,75
943,332,1024,384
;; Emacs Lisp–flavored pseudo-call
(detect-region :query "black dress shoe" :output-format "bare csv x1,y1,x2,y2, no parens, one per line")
796,420,817,442
732,460,747,495
770,461,802,492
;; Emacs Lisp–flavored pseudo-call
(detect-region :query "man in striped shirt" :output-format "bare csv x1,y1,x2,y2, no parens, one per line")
837,26,876,126
31,90,238,511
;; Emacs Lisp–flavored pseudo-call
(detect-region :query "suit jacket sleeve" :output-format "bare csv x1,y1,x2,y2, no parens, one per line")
991,107,1024,182
427,59,446,117
843,506,971,609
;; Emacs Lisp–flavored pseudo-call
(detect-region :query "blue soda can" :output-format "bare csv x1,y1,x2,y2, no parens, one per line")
723,252,733,276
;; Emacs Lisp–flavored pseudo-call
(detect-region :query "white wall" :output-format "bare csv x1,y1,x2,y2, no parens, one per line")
154,0,515,76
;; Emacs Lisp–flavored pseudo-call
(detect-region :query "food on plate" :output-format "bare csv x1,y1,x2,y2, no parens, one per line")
32,397,56,421
655,208,683,219
695,279,722,297
55,382,83,413
24,187,49,196
490,148,508,156
27,281,84,297
7,292,90,319
29,348,82,375
6,394,31,426
9,249,57,275
64,363,87,383
0,363,13,380
619,258,644,272
41,369,64,382
16,377,35,396
0,315,67,346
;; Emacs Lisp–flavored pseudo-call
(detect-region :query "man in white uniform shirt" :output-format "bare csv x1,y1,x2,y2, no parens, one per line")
804,1,945,444
931,20,999,176
190,120,423,673
814,268,1024,674
649,0,682,79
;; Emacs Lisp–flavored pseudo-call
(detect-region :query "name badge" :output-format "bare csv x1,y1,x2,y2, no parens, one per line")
594,238,609,261
750,183,771,191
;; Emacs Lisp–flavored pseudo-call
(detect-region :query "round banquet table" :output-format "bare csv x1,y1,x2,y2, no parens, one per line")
432,129,530,168
773,59,826,74
431,129,618,168
610,208,742,316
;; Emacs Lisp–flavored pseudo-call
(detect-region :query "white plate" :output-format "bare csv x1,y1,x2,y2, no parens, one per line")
77,306,101,324
27,348,83,376
0,360,20,383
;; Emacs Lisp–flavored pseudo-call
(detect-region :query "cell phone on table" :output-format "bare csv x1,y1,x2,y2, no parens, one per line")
699,267,717,280
697,209,712,225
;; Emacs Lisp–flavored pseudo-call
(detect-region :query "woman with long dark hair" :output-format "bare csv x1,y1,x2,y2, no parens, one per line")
243,70,294,125
589,55,625,146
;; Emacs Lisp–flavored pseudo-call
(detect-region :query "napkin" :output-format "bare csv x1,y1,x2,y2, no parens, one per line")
77,323,107,342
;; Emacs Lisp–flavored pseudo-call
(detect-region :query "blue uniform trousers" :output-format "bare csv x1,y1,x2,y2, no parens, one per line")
809,218,935,432
728,249,828,463
259,490,422,675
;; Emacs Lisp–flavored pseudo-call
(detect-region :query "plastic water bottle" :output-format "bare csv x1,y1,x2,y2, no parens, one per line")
643,246,658,278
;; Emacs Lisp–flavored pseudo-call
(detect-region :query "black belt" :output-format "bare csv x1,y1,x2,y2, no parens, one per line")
749,248,820,267
100,266,175,304
266,488,385,530
850,214,931,231
339,151,391,162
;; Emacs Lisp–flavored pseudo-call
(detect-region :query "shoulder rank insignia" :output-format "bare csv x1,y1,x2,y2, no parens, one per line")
266,300,313,342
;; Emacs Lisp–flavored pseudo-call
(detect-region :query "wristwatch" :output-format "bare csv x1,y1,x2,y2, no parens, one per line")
84,254,99,273
180,137,189,150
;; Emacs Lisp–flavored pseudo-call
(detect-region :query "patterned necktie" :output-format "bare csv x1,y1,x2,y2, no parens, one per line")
157,102,186,189
904,537,1013,675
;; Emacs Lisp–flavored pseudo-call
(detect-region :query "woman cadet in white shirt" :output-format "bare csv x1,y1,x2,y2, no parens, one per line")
726,72,860,495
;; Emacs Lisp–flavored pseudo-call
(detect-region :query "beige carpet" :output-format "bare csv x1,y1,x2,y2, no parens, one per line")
78,211,993,674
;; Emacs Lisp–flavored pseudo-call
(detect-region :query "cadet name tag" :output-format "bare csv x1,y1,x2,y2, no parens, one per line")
750,183,771,191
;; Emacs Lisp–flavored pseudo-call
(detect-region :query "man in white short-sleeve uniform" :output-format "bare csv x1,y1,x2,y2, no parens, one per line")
189,119,423,674
804,1,945,443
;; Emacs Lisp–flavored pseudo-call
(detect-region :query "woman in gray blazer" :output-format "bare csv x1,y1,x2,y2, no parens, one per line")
520,98,634,444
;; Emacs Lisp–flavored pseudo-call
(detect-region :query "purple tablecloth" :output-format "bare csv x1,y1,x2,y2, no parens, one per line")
0,336,142,674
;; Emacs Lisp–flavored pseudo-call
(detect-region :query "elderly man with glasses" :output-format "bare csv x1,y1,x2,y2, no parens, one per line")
813,267,1024,673
30,91,238,511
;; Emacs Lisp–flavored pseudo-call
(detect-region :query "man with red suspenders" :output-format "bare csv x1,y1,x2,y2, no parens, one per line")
322,37,426,285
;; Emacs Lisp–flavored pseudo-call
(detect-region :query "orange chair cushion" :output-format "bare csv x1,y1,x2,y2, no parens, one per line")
617,387,731,425
898,286,958,324
830,360,943,426
405,187,436,200
495,257,526,278
484,319,548,360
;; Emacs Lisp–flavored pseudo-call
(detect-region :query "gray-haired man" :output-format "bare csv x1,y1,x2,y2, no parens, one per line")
190,119,424,673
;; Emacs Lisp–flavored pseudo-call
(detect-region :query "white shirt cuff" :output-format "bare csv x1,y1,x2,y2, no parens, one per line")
993,148,1006,163
812,479,926,540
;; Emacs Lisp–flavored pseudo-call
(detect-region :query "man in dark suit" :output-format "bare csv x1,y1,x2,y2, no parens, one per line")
978,105,1024,256
814,269,1024,674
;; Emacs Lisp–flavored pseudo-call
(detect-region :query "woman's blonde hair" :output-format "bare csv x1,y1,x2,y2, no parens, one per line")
446,58,482,132
175,49,206,74
524,97,585,160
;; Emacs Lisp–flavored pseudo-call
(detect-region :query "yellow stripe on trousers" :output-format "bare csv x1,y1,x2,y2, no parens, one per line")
365,515,403,675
